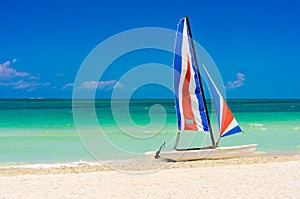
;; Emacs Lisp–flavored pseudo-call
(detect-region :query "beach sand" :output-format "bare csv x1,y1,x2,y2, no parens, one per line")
0,154,300,198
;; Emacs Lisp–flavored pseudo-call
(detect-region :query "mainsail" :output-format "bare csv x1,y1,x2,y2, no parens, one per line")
173,17,242,145
173,17,209,132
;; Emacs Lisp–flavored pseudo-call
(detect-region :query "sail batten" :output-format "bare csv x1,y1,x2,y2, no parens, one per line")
173,18,209,132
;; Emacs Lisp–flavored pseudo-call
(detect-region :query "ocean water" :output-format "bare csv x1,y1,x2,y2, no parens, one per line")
0,99,299,166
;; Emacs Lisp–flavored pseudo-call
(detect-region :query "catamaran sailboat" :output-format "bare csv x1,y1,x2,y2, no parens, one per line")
146,17,256,161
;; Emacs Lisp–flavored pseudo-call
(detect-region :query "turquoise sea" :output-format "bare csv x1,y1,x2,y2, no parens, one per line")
0,99,299,166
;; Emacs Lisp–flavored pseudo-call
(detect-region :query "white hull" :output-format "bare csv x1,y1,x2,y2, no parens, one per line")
145,144,257,161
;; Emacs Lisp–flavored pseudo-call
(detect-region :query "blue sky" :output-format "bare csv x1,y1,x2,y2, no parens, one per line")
0,0,299,99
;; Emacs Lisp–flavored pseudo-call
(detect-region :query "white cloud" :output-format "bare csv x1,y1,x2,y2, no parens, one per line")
0,61,30,79
113,81,123,89
0,59,40,80
0,59,49,91
226,73,246,89
62,83,74,90
0,80,51,91
79,80,122,90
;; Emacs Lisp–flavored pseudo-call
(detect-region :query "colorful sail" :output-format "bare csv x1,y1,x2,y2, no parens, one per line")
173,18,209,132
202,64,242,137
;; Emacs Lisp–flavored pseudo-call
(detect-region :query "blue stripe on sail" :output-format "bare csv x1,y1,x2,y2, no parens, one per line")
186,22,209,131
173,18,185,130
202,68,221,129
190,61,209,131
221,125,242,137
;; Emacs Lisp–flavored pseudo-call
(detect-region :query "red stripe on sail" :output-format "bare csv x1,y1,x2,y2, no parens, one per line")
182,57,197,130
220,99,234,136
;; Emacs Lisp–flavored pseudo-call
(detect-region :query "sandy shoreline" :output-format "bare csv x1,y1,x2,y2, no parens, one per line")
1,154,300,198
0,153,300,176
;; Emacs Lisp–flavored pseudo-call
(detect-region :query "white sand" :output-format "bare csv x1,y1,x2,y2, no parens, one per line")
0,160,299,198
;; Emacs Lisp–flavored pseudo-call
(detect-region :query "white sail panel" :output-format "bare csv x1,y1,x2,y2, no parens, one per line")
173,18,209,132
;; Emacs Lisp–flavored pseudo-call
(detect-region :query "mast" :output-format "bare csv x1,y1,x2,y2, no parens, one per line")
185,16,216,146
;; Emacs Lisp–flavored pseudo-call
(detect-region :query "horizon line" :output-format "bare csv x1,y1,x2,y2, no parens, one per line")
0,98,299,100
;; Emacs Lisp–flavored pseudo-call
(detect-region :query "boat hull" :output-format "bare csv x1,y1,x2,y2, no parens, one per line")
145,144,257,161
